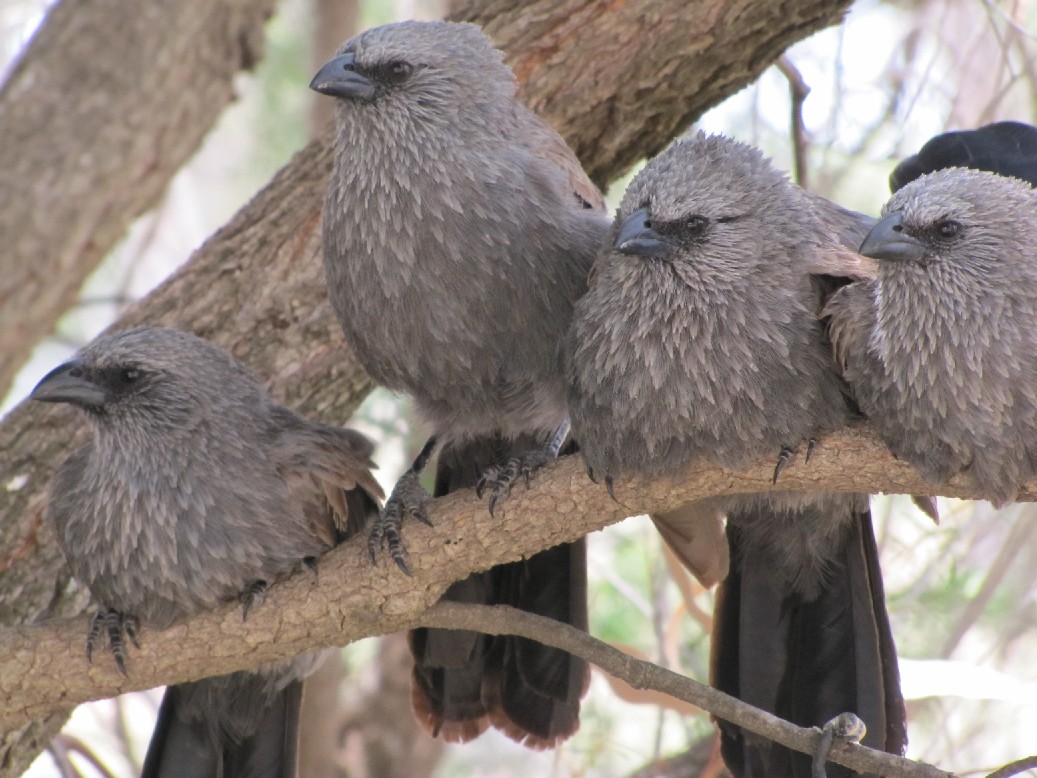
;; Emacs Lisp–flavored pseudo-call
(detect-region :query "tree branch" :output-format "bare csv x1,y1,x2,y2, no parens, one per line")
0,423,1026,732
0,0,279,398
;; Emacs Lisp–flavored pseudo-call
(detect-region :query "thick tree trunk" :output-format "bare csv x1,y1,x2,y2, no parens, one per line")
0,0,852,772
0,0,278,400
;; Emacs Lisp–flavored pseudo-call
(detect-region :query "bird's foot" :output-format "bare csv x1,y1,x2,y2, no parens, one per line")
86,608,140,676
368,470,432,575
811,712,867,778
476,446,556,516
241,580,269,621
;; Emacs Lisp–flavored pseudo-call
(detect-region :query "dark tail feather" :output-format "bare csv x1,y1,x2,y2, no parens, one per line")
142,674,305,778
142,685,218,778
712,502,905,778
408,436,589,749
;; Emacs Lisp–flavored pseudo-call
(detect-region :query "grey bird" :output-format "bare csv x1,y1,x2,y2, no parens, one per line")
566,133,907,777
826,167,1037,507
31,326,382,778
311,20,609,748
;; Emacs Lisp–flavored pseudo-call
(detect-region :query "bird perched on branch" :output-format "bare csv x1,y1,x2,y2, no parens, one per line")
32,326,381,778
311,19,608,748
566,132,906,778
826,167,1037,507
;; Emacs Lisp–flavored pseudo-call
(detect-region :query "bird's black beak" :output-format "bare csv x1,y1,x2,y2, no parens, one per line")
309,53,376,101
859,212,927,263
614,207,673,259
30,360,107,409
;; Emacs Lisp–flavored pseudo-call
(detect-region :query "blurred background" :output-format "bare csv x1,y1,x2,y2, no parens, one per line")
2,0,1037,775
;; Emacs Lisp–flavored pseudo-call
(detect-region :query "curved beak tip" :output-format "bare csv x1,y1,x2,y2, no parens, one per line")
309,54,376,101
613,208,674,259
30,361,107,408
859,212,927,263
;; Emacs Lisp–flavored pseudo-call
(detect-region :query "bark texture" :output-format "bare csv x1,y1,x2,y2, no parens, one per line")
0,0,278,399
0,425,1021,733
461,0,853,187
0,0,853,771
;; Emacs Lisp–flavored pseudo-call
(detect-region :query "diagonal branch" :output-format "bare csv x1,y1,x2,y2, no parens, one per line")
0,0,279,398
0,423,1027,732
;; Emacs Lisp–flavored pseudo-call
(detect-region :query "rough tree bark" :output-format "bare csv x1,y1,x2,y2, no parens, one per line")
0,0,853,772
0,0,279,400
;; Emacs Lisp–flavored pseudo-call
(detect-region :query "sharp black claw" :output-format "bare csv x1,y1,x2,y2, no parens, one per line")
241,580,269,621
773,446,795,484
604,475,618,502
392,553,412,576
587,467,598,484
805,437,818,463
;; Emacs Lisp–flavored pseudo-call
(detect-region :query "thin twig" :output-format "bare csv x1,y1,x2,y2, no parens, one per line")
417,602,952,778
986,754,1037,778
775,55,811,188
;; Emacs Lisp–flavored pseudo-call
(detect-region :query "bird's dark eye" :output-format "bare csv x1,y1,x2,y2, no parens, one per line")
385,61,413,82
683,215,709,238
120,368,140,385
936,219,962,239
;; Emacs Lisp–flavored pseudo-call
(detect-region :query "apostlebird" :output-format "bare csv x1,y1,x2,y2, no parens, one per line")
566,132,906,777
826,167,1037,507
890,121,1037,193
311,19,610,748
31,326,382,778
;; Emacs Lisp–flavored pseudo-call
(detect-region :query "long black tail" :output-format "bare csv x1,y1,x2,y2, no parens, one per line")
712,496,906,778
142,670,305,778
409,435,589,749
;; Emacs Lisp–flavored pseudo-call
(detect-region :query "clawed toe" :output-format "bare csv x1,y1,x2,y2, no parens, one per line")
241,580,269,621
772,445,796,483
478,449,555,516
367,470,431,575
811,712,866,778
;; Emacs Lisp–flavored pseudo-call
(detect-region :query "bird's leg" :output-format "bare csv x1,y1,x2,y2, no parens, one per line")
87,608,140,676
477,419,571,516
241,580,269,621
811,712,867,778
772,445,797,483
368,435,438,575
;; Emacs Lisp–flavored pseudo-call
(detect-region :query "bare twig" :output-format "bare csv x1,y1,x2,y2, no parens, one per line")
986,754,1037,778
775,55,811,188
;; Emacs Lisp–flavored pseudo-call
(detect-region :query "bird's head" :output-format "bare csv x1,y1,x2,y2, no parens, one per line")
860,167,1037,273
309,20,514,124
30,327,260,431
607,132,807,278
